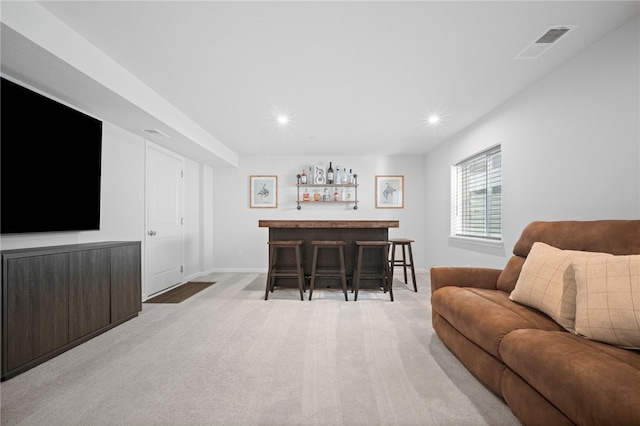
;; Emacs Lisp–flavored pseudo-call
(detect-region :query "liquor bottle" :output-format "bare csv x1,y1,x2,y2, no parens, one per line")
327,162,334,184
323,187,330,201
300,169,307,184
335,167,341,184
314,190,320,201
348,168,354,184
333,188,339,201
341,187,346,201
303,188,310,201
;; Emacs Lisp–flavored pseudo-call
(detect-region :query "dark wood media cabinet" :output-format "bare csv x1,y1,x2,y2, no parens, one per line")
1,241,141,381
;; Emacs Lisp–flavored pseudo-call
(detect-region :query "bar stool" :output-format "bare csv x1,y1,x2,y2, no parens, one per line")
389,238,418,292
309,240,348,301
353,241,392,302
265,240,305,301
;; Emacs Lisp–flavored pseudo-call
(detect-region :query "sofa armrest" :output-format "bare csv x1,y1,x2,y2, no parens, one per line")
430,266,503,294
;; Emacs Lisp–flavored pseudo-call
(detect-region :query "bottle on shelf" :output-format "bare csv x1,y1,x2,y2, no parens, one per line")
327,162,334,184
300,169,307,184
314,190,320,201
303,188,310,201
340,187,346,201
333,188,339,201
335,167,341,184
348,168,354,184
323,187,330,201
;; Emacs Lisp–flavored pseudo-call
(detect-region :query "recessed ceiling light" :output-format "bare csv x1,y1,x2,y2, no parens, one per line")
428,115,440,124
277,115,289,125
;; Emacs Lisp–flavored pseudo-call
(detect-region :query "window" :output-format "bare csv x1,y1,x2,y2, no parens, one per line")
451,145,502,241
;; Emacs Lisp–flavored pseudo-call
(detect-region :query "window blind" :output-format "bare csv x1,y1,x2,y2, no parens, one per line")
451,145,502,240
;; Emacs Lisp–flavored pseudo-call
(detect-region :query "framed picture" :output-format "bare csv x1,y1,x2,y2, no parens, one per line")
375,175,404,208
250,175,278,208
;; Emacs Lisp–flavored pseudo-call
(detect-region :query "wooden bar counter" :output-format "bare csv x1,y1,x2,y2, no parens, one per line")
259,220,399,289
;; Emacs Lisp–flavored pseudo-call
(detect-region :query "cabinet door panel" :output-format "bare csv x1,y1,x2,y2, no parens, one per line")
7,254,69,371
6,258,33,371
111,244,141,323
69,249,110,340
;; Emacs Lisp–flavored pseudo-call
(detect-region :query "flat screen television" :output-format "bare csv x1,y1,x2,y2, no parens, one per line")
1,77,103,234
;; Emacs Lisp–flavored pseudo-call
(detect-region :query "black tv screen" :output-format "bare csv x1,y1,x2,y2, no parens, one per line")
1,77,103,234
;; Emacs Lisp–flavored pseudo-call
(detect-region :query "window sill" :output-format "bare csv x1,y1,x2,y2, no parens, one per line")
449,235,504,249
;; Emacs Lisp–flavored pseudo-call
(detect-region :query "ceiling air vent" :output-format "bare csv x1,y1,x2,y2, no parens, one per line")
535,28,571,44
143,128,170,138
515,25,576,59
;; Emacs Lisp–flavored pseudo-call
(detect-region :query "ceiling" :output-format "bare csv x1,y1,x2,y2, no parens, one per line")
2,1,639,165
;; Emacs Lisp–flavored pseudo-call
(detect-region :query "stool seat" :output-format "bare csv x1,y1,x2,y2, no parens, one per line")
353,241,392,301
390,238,414,244
269,240,305,246
389,238,417,292
309,240,348,301
265,240,305,300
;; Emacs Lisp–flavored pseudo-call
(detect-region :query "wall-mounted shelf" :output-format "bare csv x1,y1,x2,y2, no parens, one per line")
296,174,358,210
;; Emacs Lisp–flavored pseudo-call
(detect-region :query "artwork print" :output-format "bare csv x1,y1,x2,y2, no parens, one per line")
375,175,404,208
250,175,278,208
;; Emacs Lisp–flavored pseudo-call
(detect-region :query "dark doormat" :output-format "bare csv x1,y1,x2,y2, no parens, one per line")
145,282,216,304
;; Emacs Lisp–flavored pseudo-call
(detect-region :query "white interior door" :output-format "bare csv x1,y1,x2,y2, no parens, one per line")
146,142,184,296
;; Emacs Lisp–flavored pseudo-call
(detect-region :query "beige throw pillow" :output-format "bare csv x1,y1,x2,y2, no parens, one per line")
509,242,600,332
572,254,640,349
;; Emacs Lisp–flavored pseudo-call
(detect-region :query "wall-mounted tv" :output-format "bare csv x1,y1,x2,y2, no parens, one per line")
1,77,103,234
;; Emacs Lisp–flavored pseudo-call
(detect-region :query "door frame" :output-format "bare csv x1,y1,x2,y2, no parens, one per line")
144,140,185,300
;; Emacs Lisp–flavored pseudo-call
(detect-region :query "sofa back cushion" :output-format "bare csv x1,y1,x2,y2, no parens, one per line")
509,242,606,332
572,254,640,349
497,220,640,293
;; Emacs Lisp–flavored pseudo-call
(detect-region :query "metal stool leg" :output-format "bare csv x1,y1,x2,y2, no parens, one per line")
265,244,276,300
295,246,304,301
407,243,417,292
353,245,363,301
338,246,348,301
389,242,396,286
309,245,319,300
401,244,409,284
383,244,393,302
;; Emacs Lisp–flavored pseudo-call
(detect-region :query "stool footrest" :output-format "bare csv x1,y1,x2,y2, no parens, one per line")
312,270,346,277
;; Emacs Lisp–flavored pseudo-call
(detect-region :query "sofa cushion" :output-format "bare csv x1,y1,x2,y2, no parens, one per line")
513,220,640,257
509,242,603,332
496,255,525,293
500,329,640,426
431,286,563,359
572,254,640,349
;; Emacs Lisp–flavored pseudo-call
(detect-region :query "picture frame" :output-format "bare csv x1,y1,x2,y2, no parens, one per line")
250,175,278,208
375,175,404,208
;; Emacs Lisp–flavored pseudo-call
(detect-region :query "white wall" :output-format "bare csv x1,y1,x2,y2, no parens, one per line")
202,164,215,273
183,158,201,280
424,16,640,270
211,155,426,272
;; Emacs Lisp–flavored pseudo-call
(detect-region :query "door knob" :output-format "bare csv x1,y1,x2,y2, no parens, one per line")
148,230,157,236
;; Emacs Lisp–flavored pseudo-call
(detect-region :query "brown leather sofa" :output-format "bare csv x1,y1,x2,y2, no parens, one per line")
431,220,640,426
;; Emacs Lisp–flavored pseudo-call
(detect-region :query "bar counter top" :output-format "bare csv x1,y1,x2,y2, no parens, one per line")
258,220,399,229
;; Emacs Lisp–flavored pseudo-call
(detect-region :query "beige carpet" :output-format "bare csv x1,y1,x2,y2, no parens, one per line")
0,272,519,425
